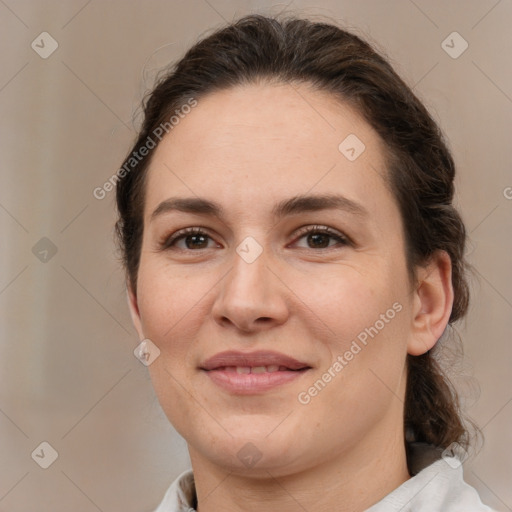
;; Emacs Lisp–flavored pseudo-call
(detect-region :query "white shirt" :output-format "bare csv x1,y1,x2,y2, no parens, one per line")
153,443,495,511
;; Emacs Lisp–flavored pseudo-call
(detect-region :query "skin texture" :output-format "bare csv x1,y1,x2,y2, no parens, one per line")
127,82,454,512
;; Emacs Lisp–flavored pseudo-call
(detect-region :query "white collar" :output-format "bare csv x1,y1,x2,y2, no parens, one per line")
154,443,494,511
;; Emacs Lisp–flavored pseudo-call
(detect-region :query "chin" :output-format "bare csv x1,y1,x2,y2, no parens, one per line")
190,425,312,476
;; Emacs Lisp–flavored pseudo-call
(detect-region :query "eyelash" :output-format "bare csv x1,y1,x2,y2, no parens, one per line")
160,225,350,251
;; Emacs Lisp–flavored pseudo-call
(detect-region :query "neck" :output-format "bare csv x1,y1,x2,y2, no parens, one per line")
189,428,410,512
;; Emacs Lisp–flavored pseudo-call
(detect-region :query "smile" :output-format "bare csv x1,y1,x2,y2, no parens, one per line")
199,350,312,394
201,366,311,394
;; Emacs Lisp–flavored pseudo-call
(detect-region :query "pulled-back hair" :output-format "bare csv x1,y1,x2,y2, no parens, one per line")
116,14,474,453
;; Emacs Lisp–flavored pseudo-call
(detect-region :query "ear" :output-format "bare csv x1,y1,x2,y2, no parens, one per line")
126,281,144,340
407,250,454,356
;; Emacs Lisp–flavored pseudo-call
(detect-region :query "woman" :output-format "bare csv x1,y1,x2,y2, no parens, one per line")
115,14,495,512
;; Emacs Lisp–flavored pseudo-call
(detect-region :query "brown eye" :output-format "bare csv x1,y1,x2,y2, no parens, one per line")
292,225,349,250
162,228,216,250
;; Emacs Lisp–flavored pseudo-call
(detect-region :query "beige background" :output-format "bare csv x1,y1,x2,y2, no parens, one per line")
0,0,511,510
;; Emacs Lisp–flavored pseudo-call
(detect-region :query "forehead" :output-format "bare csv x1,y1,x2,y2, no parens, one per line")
143,82,393,223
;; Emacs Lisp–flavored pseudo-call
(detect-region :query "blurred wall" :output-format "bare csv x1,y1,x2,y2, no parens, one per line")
0,1,510,510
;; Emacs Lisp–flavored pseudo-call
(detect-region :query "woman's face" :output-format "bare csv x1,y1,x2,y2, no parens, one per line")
128,82,426,476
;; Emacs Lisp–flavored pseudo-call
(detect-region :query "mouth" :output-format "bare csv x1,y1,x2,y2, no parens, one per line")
199,350,312,394
208,365,308,373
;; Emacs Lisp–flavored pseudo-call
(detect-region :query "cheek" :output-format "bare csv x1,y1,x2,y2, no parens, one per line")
136,257,204,341
295,298,409,446
134,250,412,457
135,262,207,430
290,265,410,401
290,262,404,344
136,250,408,355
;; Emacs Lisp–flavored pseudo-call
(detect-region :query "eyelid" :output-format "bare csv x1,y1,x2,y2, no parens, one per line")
160,226,216,249
160,224,351,251
290,224,350,246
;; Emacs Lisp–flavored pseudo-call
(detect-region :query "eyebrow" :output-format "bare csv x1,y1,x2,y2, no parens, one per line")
150,193,368,222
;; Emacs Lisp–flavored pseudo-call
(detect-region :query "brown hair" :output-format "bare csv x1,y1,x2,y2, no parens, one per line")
116,14,474,452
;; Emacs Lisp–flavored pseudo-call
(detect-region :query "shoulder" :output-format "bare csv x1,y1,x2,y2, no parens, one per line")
366,443,496,512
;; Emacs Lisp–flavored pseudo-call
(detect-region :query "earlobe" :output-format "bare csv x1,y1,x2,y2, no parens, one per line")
407,250,454,356
126,283,144,340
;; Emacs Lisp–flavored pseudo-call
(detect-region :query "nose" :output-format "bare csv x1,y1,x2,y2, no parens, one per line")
211,244,289,334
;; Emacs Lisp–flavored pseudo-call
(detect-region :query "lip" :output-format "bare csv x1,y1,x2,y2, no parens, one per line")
200,350,310,371
199,350,312,395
